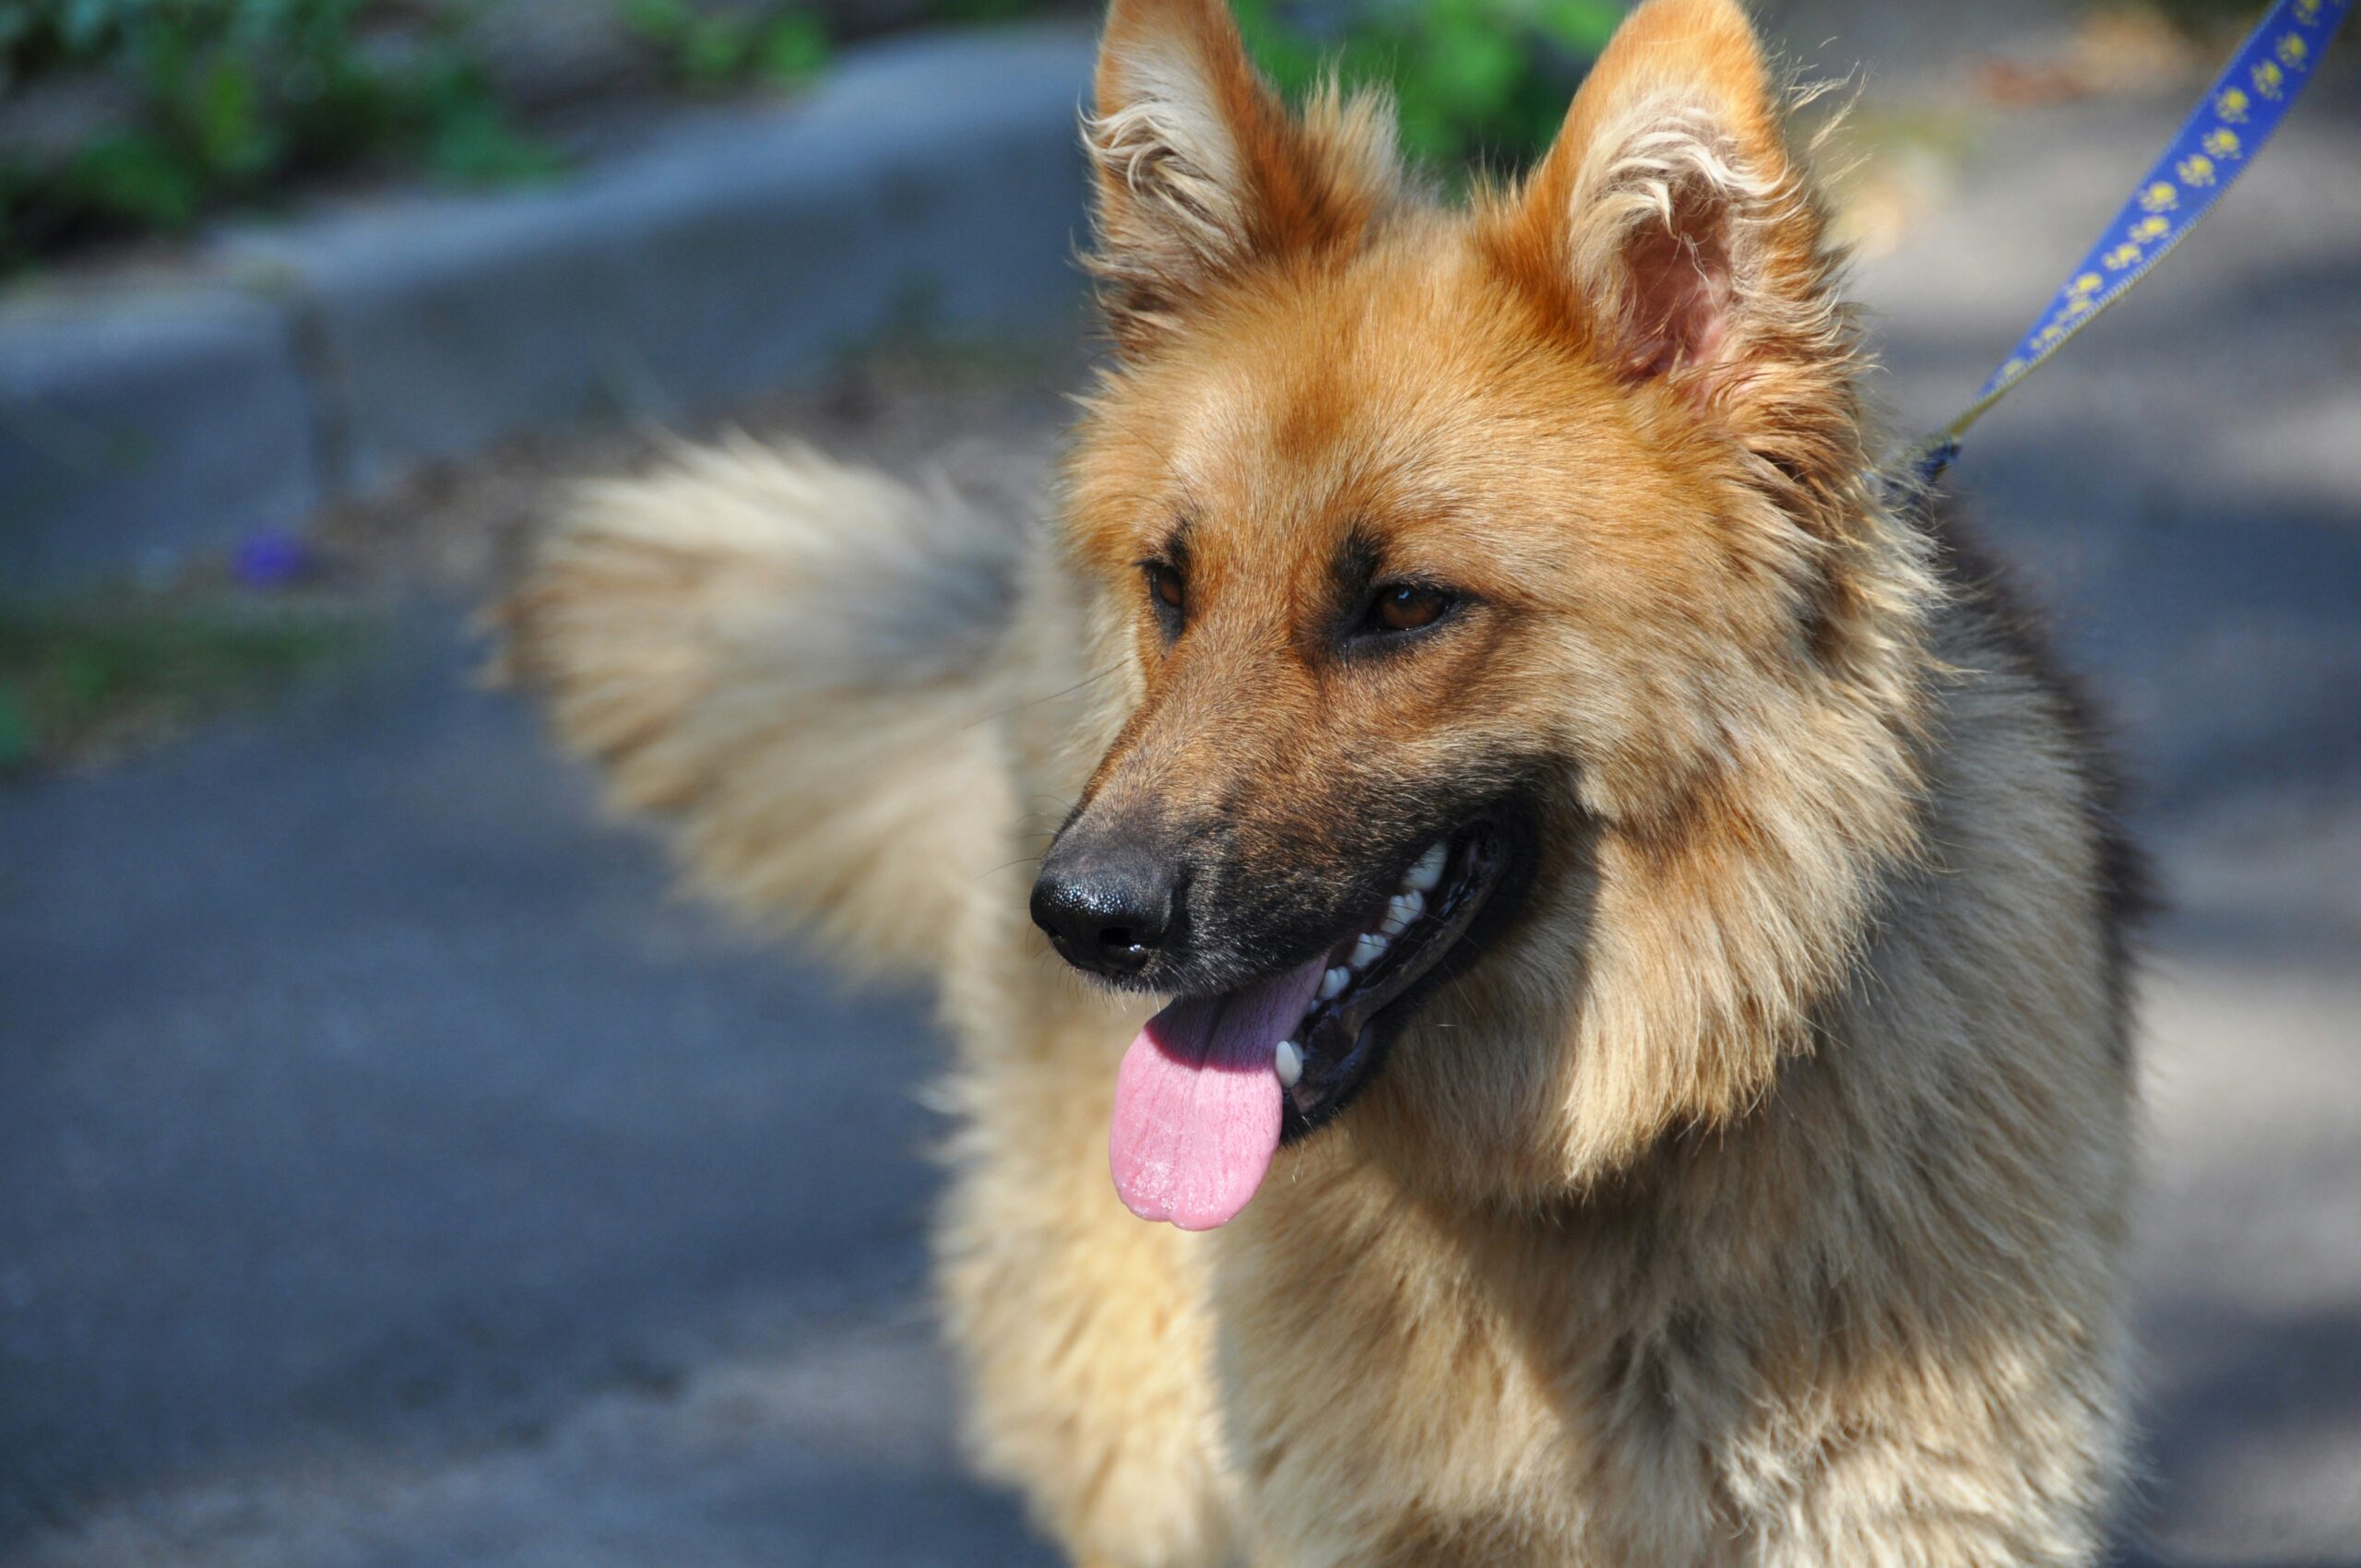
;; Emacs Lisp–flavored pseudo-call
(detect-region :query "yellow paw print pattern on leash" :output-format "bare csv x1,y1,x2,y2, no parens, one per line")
1899,0,2352,488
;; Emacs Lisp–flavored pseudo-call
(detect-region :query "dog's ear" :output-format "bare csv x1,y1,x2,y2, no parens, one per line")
1498,0,1858,497
1087,0,1401,353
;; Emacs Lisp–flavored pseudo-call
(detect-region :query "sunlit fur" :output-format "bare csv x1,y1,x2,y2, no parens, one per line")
496,1,2141,1562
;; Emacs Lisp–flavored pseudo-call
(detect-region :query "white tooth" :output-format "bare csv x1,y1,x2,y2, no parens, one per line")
1397,888,1425,923
1406,842,1447,892
1275,1039,1304,1087
1319,966,1351,1000
1379,908,1407,937
1351,932,1389,968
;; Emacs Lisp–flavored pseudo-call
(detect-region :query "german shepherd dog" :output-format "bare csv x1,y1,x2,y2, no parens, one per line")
499,0,2142,1561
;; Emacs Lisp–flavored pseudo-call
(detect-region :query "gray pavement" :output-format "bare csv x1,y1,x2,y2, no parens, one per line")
0,611,1052,1562
5,40,2360,1568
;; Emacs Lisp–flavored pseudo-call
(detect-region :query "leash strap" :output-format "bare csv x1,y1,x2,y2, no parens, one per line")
1902,0,2352,486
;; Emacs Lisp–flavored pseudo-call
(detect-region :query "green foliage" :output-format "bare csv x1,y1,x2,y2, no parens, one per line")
0,590,357,775
1,0,559,269
2139,0,2284,31
0,688,30,775
931,0,1066,24
621,0,831,92
1231,0,1624,172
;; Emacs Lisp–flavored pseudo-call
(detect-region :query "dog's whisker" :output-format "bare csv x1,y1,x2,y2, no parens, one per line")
964,661,1123,729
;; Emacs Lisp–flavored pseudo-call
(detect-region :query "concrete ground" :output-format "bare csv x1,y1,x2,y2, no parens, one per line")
4,30,2357,1568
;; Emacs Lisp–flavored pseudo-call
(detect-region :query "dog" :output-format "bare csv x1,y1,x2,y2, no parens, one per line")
496,0,2142,1561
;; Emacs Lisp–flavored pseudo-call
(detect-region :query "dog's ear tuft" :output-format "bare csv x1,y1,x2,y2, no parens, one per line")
1087,0,1401,353
1495,0,1861,509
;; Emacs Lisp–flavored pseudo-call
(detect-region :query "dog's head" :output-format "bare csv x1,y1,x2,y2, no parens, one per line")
1037,0,1936,1225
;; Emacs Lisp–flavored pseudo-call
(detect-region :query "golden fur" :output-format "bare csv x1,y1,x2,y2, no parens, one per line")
495,1,2142,1562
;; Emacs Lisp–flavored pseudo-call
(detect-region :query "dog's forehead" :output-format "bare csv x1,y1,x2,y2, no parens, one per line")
1072,231,1653,593
1160,322,1629,591
1157,267,1513,535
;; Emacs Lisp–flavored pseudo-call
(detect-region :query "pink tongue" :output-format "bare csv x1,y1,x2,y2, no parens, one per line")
1109,956,1328,1230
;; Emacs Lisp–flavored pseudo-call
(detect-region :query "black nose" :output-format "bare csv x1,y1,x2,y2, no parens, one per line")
1030,839,1180,979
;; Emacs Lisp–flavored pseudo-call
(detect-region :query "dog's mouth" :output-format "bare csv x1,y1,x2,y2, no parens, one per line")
1107,824,1511,1231
1280,827,1507,1139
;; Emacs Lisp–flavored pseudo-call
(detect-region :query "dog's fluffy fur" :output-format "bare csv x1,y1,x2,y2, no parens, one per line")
496,1,2142,1562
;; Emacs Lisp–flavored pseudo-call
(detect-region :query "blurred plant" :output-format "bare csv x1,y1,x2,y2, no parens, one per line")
620,0,830,92
920,0,1613,170
0,688,30,774
231,529,321,587
1231,0,1624,172
0,589,358,776
2136,0,2288,36
931,0,1081,22
0,0,559,271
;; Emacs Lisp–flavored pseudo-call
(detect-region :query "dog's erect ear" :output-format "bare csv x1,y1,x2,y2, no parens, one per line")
1087,0,1401,352
1499,0,1858,495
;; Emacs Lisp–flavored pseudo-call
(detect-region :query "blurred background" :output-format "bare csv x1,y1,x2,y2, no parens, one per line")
2,0,2356,1562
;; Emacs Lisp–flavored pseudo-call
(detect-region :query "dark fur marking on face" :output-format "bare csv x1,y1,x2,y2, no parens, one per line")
1321,526,1386,642
1277,780,1549,1142
1139,517,1196,642
1316,525,1473,658
1333,525,1382,583
1196,758,1546,998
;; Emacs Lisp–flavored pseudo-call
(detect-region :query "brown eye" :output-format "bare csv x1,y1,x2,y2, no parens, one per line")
1146,563,1185,614
1370,582,1451,633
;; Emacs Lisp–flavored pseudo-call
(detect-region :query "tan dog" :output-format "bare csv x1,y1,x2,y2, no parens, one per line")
499,0,2142,1561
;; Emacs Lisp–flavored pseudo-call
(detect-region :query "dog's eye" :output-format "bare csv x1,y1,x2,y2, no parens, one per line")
1145,563,1185,616
1368,583,1452,635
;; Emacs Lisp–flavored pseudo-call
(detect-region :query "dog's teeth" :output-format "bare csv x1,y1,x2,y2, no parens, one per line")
1350,932,1388,968
1274,1039,1304,1088
1406,841,1447,892
1378,907,1407,937
1319,966,1350,1001
1390,890,1424,927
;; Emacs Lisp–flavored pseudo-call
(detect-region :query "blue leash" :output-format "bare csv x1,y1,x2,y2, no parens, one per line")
1900,0,2352,488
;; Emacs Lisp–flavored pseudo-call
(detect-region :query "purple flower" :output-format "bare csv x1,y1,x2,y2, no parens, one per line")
232,531,314,588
